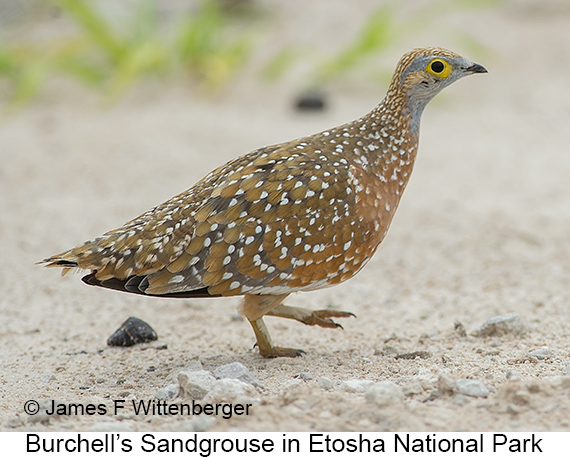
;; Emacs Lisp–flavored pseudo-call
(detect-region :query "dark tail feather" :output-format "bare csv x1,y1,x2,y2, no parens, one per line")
81,273,220,298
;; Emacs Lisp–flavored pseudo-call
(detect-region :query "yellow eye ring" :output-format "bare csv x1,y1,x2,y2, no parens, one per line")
427,58,452,78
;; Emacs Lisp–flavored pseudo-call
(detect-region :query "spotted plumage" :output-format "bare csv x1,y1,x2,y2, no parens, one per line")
39,47,486,357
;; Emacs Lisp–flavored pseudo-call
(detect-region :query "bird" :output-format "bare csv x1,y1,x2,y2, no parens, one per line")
39,47,487,357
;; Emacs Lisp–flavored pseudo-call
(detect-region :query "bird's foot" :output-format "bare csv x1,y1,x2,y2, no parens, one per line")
267,305,355,329
257,345,306,358
243,296,355,357
308,309,356,329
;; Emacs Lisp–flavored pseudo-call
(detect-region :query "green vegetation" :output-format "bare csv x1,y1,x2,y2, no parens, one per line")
0,0,257,106
265,0,495,87
0,0,495,107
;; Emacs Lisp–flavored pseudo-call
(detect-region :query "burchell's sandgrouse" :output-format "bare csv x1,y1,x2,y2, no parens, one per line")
40,47,487,357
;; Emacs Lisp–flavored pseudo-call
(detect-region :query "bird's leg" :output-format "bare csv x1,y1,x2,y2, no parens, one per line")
242,294,305,358
266,304,355,329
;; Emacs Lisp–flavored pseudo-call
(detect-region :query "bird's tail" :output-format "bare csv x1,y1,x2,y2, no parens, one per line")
37,247,88,276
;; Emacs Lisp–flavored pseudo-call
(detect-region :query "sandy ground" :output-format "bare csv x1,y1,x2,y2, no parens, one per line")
2,0,570,432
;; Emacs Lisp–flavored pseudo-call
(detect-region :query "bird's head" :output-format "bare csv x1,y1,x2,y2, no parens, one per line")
388,47,487,118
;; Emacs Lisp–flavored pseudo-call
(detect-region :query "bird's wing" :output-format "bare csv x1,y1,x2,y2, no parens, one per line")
40,137,374,297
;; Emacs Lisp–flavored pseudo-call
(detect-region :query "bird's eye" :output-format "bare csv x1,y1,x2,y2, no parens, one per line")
427,58,452,78
430,61,444,73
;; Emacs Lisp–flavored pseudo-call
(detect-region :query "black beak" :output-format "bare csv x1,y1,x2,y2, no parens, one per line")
466,63,488,74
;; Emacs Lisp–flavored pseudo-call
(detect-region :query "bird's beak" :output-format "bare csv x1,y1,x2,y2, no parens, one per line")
466,63,488,74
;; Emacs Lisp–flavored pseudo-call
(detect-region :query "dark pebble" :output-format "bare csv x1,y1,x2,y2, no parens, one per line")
65,350,88,356
107,317,158,347
454,321,467,337
394,351,431,360
295,91,326,111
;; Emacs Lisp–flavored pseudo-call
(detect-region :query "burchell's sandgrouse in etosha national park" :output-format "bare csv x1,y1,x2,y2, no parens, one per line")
39,47,487,357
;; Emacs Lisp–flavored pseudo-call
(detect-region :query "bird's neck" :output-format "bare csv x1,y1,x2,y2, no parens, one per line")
344,96,422,225
354,97,422,179
320,97,423,251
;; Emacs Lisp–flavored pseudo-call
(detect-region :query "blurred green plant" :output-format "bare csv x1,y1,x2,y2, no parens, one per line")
264,0,495,87
315,4,397,84
0,0,497,108
0,0,257,106
262,5,398,84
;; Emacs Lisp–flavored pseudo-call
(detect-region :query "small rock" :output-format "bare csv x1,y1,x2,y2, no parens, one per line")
155,384,180,401
472,313,525,338
295,91,326,111
454,321,467,337
298,371,313,381
548,376,570,390
183,359,204,371
203,378,259,404
395,351,431,360
437,373,456,394
166,359,204,384
427,390,443,401
213,362,263,388
365,381,404,406
339,379,374,393
107,317,158,347
455,379,490,398
178,370,216,400
527,347,555,360
505,370,521,381
402,381,424,396
5,417,24,428
317,377,333,390
495,380,538,408
562,365,570,376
